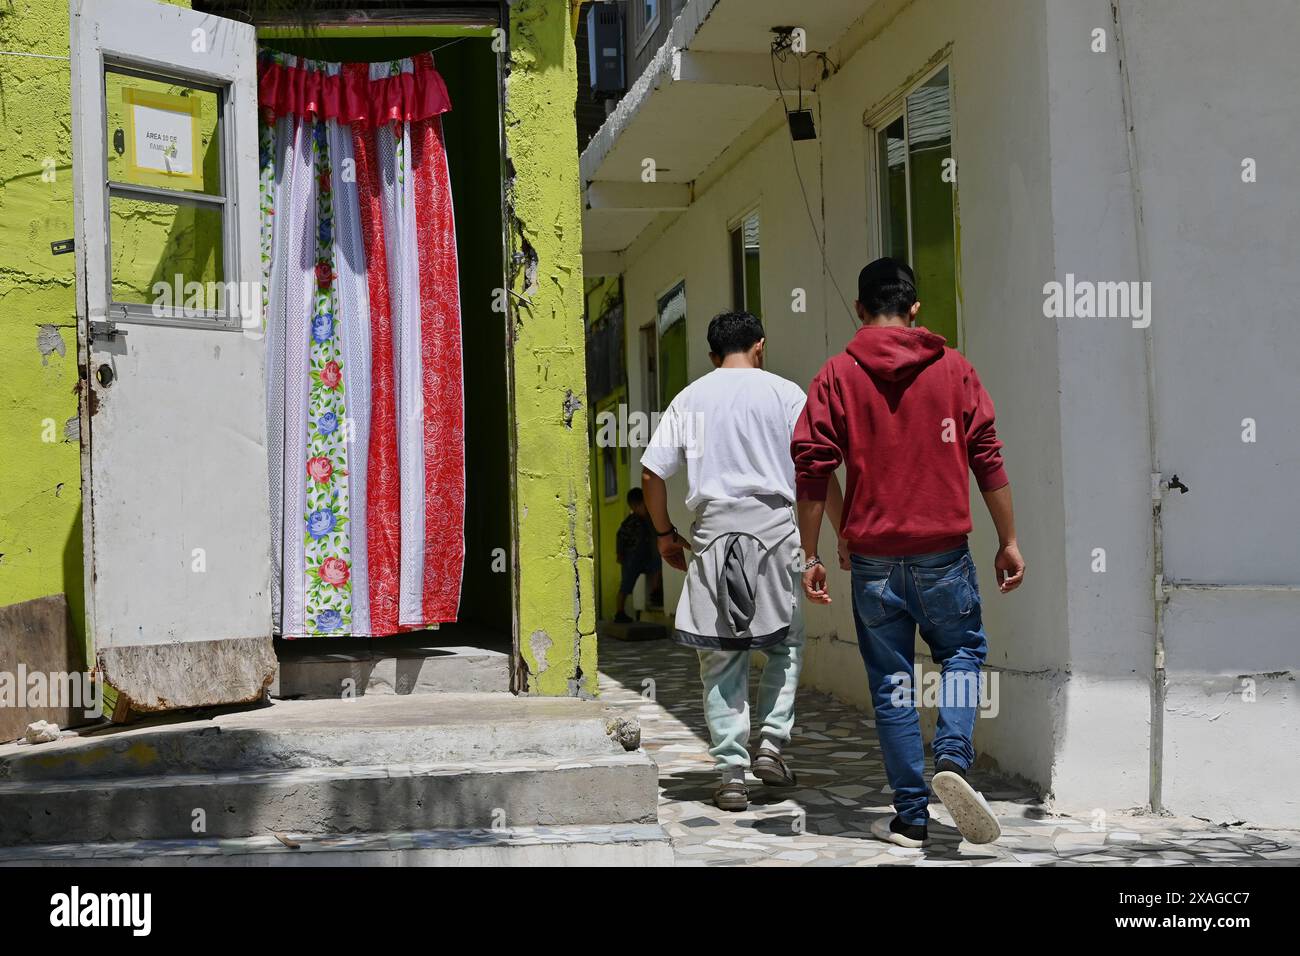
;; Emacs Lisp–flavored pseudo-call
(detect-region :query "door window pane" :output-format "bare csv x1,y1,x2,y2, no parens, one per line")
104,67,229,323
108,195,225,309
105,69,222,196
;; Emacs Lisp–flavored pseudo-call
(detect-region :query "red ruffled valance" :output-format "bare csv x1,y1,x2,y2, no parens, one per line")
258,51,452,126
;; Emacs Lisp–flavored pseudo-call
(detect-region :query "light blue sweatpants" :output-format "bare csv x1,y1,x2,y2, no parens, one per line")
696,604,805,770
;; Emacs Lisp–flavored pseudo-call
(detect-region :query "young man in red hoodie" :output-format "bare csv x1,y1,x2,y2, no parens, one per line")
792,258,1025,848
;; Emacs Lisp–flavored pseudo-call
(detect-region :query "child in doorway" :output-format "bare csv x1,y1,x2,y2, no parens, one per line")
614,488,662,623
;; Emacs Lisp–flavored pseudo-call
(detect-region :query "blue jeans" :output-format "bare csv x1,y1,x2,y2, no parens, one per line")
850,546,988,825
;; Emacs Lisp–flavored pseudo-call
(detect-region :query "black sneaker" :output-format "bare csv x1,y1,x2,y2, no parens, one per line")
870,814,928,848
613,612,634,624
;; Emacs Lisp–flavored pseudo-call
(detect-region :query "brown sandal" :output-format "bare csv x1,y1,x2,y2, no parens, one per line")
713,781,749,812
751,751,798,787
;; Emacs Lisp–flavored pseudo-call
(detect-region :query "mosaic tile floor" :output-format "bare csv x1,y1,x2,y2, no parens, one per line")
598,634,1299,867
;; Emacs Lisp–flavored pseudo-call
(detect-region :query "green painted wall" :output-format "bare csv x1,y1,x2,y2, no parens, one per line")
507,0,595,696
0,0,86,640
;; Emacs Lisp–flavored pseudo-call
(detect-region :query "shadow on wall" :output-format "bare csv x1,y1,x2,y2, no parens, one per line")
62,503,86,660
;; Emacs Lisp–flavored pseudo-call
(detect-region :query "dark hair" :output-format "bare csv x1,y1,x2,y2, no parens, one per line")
626,487,644,506
706,310,765,357
858,257,918,318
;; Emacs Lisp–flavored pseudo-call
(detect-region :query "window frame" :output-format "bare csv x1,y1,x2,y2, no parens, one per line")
100,59,241,331
727,203,762,316
633,0,662,56
653,277,687,409
864,58,962,349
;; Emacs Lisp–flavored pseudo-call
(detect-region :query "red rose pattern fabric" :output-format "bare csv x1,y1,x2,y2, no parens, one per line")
412,115,466,623
262,53,464,638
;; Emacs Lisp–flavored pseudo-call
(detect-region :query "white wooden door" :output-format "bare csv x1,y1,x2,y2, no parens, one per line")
69,0,273,711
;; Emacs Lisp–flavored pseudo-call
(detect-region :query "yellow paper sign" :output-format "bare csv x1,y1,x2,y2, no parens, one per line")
121,87,203,191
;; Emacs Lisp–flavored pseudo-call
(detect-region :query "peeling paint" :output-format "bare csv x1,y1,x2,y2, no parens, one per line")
528,629,552,676
37,324,66,365
562,388,582,427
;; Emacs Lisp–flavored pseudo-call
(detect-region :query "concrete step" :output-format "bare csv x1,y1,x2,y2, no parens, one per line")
0,824,674,867
0,693,632,783
0,751,659,845
271,643,510,699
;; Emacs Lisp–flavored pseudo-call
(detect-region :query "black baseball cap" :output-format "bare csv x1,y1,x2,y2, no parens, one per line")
857,257,916,303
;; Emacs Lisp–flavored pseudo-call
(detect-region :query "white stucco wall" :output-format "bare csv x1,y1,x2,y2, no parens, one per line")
1112,0,1300,827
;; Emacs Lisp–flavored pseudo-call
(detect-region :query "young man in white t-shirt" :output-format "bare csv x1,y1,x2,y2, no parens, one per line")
641,311,842,811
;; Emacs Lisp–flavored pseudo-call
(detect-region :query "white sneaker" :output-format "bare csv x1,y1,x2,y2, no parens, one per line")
931,769,1001,844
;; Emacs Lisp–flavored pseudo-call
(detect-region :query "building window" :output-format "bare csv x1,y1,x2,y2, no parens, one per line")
635,0,661,51
873,65,958,347
602,445,619,502
729,209,762,318
656,280,687,408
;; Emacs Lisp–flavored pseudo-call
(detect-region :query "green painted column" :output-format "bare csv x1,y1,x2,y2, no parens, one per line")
506,0,596,696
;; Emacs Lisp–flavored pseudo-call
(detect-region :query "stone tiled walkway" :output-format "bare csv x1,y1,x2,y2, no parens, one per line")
599,634,1298,867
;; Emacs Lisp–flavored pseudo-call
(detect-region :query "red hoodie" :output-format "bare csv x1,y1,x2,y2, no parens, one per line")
792,325,1008,556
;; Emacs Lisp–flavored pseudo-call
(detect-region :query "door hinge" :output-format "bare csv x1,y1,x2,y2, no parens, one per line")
51,238,74,255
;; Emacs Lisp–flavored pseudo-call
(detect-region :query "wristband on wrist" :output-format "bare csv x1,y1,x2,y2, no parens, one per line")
802,555,824,572
655,524,677,538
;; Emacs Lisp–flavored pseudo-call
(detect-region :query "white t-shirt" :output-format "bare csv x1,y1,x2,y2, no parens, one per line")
641,367,807,511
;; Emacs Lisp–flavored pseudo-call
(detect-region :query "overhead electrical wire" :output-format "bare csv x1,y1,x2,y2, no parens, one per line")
770,34,857,329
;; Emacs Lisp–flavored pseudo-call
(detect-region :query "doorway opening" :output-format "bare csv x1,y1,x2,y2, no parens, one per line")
256,30,515,693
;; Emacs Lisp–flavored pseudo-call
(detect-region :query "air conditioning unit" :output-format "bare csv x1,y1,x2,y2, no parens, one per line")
587,2,626,96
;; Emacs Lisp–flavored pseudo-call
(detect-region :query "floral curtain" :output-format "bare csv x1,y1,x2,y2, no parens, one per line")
259,52,465,638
